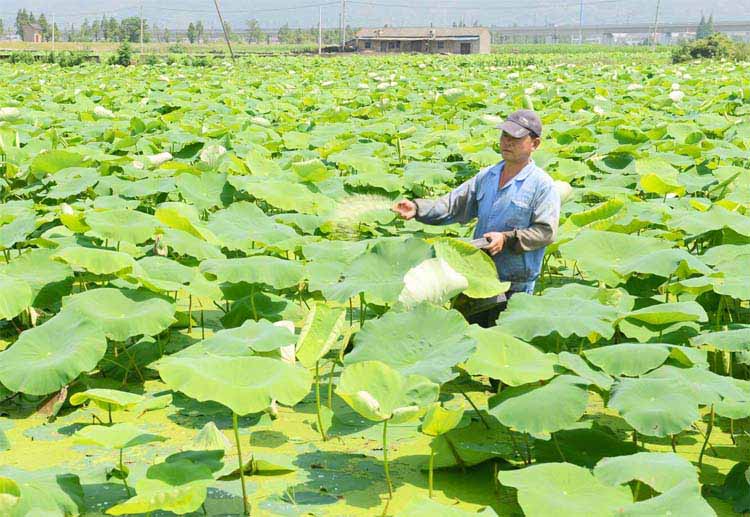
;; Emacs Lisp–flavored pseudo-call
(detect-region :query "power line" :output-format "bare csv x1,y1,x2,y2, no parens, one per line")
347,0,623,11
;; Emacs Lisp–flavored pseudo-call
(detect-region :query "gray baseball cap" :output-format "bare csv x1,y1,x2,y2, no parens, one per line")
496,109,542,138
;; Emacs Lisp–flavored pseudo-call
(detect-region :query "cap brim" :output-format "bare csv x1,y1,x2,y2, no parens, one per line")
495,120,531,138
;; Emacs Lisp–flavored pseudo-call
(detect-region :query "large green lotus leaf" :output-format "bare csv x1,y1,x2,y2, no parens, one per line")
320,194,395,239
710,256,750,299
156,355,312,416
616,248,713,279
52,246,136,275
131,256,195,292
401,162,453,188
85,209,159,244
0,274,32,320
0,476,20,513
207,201,301,251
497,462,632,517
430,416,516,468
559,230,670,285
420,404,465,437
398,258,468,308
621,301,708,326
645,365,746,406
221,292,306,328
497,293,619,341
542,283,636,313
336,360,439,424
465,326,556,386
0,215,35,249
608,377,699,437
30,149,87,177
106,460,214,516
291,158,332,183
160,227,224,261
557,352,613,390
704,461,750,514
700,244,750,266
345,303,475,383
175,171,230,211
47,167,99,199
568,199,625,229
397,497,498,516
229,177,335,215
691,326,750,351
593,452,697,493
534,424,638,468
639,173,686,197
1,248,74,308
200,257,304,290
154,202,214,240
619,480,716,517
172,319,296,358
490,375,589,438
584,343,670,377
296,303,346,368
74,423,167,450
0,467,84,517
63,288,176,341
70,388,144,411
322,238,433,305
0,310,106,395
432,238,509,298
669,205,750,238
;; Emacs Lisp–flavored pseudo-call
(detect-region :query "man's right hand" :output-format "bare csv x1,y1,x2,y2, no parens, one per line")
392,199,417,220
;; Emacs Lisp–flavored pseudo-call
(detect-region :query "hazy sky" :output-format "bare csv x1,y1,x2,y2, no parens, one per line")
2,0,749,29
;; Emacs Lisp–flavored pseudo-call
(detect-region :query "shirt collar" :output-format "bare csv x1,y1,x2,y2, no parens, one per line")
492,159,536,183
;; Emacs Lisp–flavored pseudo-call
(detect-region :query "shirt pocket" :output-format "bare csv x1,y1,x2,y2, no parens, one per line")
505,197,533,229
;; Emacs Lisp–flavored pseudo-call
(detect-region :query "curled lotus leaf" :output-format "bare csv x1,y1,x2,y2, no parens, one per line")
74,423,167,450
296,303,346,368
69,388,144,411
52,246,136,276
593,452,698,493
398,257,468,309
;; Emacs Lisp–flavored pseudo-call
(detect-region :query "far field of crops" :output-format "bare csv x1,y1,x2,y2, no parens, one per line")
0,51,749,516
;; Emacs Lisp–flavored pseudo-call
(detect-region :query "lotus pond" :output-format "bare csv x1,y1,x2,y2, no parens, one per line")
0,53,749,516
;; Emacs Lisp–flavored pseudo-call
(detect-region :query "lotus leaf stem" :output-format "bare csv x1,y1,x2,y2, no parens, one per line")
664,273,672,302
458,389,490,429
188,295,193,334
698,404,715,470
108,404,113,425
200,308,205,340
523,433,532,465
250,287,258,320
633,480,641,501
232,412,250,515
670,434,677,452
119,449,131,497
315,361,328,441
383,419,393,499
359,292,366,328
428,448,434,498
552,433,566,462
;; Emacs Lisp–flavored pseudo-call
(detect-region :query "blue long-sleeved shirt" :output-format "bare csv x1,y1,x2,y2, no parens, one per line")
414,160,560,293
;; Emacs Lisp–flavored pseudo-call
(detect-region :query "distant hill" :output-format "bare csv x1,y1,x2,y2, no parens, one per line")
2,0,748,32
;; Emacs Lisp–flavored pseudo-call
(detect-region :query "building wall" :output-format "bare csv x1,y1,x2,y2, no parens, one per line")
21,27,42,43
355,38,487,54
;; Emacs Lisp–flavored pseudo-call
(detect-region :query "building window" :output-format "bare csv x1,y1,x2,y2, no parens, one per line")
365,41,372,49
437,41,445,49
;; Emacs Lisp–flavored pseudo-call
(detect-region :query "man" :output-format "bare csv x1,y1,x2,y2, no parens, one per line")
392,109,560,327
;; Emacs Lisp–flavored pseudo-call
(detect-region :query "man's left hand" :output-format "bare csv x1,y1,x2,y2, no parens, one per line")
483,232,506,256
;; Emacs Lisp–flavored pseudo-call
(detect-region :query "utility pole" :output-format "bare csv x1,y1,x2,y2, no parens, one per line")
652,0,661,49
318,6,323,54
212,0,236,61
578,0,584,44
139,5,144,56
340,0,346,50
52,13,55,54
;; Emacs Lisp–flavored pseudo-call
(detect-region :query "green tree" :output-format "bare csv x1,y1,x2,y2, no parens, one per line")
706,15,715,37
119,16,146,43
38,13,50,41
246,19,264,43
16,9,30,38
195,21,204,42
187,22,196,43
107,17,120,41
0,19,4,38
163,27,170,43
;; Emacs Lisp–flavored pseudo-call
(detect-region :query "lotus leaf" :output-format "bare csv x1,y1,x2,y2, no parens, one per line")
323,237,433,305
160,227,224,260
296,303,346,367
465,326,556,386
69,388,144,411
188,422,232,451
490,375,590,438
200,256,304,290
432,238,509,298
619,480,716,517
337,361,439,424
557,352,613,390
0,477,19,513
398,498,498,516
616,248,713,279
621,301,708,326
346,302,475,383
584,343,670,377
421,404,465,436
498,293,619,341
156,355,312,415
496,462,632,517
74,423,167,450
0,248,74,308
53,246,135,275
691,326,750,351
0,310,106,395
63,288,175,341
398,257,468,308
85,208,159,244
594,452,697,493
0,467,84,517
207,201,301,251
175,171,231,211
0,274,32,320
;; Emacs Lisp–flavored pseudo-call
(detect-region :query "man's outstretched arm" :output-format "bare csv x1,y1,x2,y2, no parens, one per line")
393,175,480,225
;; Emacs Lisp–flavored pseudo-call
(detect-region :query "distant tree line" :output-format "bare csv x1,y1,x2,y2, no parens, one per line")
13,9,150,42
696,14,715,40
15,9,59,41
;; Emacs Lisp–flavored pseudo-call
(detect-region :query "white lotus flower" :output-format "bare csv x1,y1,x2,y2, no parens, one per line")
321,80,334,86
524,87,535,95
671,83,680,91
419,63,426,69
532,82,545,90
0,107,20,120
274,320,296,365
250,116,271,127
199,144,227,167
399,258,468,308
683,73,692,80
593,105,605,115
93,106,114,119
158,75,169,82
135,152,172,169
61,203,75,215
356,391,381,414
508,72,520,79
627,84,643,91
554,180,573,203
669,90,685,102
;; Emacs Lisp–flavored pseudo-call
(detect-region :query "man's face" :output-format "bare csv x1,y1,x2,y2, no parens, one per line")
500,131,540,162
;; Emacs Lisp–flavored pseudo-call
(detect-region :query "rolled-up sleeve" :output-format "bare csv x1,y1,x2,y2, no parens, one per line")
503,179,560,253
413,175,480,226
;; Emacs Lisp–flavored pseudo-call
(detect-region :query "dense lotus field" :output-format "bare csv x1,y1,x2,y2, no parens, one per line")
0,52,749,516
